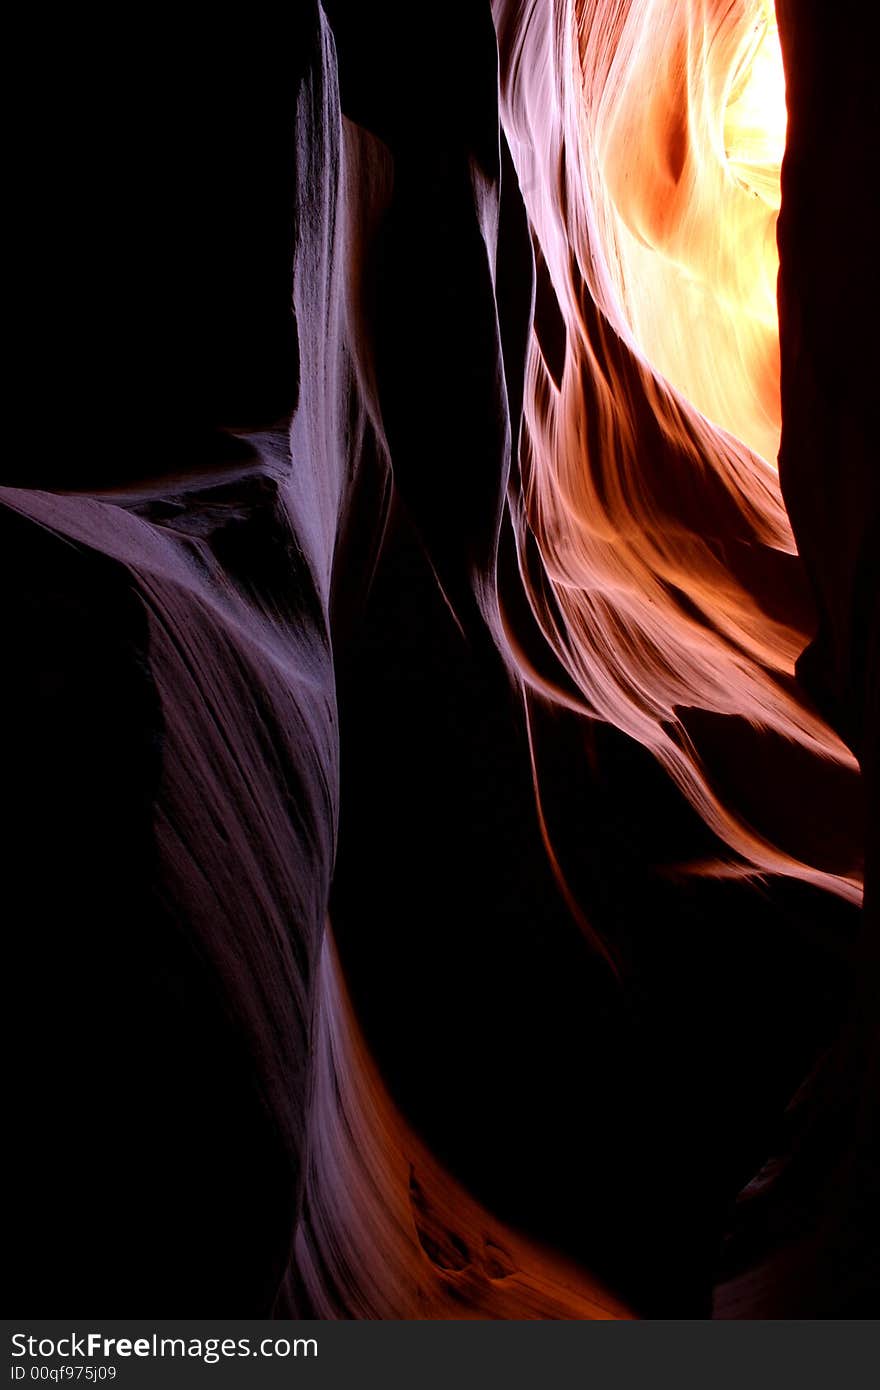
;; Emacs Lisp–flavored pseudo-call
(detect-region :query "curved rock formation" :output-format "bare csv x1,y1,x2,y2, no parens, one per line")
6,0,876,1318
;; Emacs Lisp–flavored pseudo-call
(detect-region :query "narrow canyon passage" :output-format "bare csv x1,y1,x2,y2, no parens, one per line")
6,0,877,1318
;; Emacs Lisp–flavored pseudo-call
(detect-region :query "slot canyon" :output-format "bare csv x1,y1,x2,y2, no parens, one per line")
6,0,877,1317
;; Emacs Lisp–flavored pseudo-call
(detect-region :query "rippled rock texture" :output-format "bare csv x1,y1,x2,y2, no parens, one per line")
7,1,877,1317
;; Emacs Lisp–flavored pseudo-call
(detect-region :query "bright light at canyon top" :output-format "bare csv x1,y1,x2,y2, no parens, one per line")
724,10,788,192
588,0,788,465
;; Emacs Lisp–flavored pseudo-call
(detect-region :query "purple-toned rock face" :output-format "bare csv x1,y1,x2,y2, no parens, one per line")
5,1,876,1318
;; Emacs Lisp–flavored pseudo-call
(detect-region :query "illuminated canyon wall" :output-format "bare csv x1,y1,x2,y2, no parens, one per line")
6,1,877,1317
